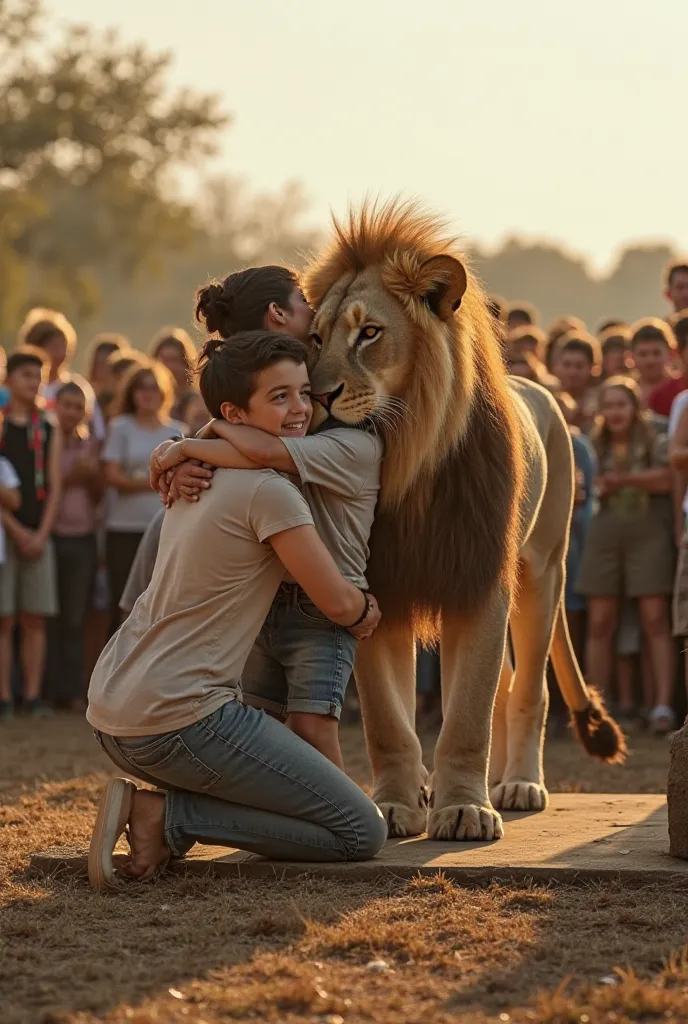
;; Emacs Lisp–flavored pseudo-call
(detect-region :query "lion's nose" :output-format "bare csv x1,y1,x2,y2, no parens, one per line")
313,383,344,411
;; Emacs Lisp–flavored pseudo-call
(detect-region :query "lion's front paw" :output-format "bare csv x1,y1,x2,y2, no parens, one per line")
428,802,503,841
490,780,549,812
377,797,427,838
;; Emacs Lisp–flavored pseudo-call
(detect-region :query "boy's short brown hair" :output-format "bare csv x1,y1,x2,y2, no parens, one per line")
198,330,308,417
6,345,47,377
630,317,676,351
558,331,602,368
669,311,688,353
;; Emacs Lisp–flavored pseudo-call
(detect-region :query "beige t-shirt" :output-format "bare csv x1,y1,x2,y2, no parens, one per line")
281,427,383,588
86,469,313,737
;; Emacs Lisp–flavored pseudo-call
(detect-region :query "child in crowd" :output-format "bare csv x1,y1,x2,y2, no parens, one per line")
545,316,587,374
18,309,96,421
507,301,538,331
149,327,198,421
576,377,675,733
630,318,674,410
0,348,62,718
665,262,688,316
44,383,102,709
648,314,688,418
102,360,183,636
599,326,632,380
86,333,129,445
555,332,601,433
149,266,383,770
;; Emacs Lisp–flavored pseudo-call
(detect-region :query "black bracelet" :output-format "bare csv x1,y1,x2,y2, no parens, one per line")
347,590,371,629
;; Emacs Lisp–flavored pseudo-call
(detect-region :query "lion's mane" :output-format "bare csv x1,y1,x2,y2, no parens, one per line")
304,201,524,640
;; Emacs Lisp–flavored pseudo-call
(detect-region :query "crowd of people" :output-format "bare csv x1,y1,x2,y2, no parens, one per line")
2,262,688,746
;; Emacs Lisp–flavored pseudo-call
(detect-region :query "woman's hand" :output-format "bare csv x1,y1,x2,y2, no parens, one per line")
349,593,382,640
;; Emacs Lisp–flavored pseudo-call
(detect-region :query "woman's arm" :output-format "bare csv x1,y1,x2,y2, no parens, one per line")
169,437,258,471
104,462,151,494
209,420,298,473
269,524,380,638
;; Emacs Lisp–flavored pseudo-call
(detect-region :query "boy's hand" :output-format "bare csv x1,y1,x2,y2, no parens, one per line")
349,593,382,640
150,440,178,493
167,460,214,504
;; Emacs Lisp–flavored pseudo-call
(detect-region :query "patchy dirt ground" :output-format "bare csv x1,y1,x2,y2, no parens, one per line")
1,714,686,1024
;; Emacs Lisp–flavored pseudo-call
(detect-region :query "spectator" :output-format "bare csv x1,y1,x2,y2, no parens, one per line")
0,348,62,718
86,333,129,445
629,318,674,408
545,316,587,374
597,318,628,335
647,314,688,418
669,399,688,700
44,382,102,709
149,327,197,421
665,261,688,316
507,325,548,363
18,309,96,417
555,331,601,433
97,349,148,425
102,360,183,636
599,326,632,380
577,377,675,733
118,507,165,619
507,301,538,331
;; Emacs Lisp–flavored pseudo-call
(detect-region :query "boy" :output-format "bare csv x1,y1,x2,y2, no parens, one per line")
599,325,631,380
555,332,601,433
648,315,688,418
152,384,382,771
44,383,102,709
19,308,97,426
665,262,688,316
0,348,62,717
631,318,675,409
87,331,383,887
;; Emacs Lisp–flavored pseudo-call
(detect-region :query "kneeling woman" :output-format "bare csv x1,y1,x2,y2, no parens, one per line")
86,330,386,889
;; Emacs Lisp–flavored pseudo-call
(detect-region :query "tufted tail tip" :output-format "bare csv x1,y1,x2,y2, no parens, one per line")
571,688,627,764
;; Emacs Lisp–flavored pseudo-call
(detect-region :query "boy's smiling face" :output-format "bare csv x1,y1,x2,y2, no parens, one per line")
223,358,312,438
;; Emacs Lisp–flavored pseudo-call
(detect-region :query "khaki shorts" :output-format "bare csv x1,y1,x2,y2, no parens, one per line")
577,511,675,599
0,536,58,618
673,529,688,637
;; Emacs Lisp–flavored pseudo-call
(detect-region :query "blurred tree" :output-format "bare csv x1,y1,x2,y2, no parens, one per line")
0,0,227,338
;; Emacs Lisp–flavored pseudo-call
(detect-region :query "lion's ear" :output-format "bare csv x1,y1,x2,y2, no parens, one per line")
419,255,467,321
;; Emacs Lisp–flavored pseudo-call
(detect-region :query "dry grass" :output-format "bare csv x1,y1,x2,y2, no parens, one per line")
1,714,686,1024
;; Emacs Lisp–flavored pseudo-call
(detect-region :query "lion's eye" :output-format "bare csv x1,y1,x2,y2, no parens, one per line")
310,333,322,349
356,325,381,345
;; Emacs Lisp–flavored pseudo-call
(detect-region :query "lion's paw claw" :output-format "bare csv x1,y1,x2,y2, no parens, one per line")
377,800,427,838
428,803,503,841
490,781,549,812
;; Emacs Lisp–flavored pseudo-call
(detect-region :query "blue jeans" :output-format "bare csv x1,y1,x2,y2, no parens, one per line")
95,700,387,862
242,584,357,720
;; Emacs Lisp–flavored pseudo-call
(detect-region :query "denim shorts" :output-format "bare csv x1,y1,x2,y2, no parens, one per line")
241,584,357,720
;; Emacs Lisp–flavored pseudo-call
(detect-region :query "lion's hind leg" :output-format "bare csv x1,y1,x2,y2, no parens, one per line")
490,558,561,813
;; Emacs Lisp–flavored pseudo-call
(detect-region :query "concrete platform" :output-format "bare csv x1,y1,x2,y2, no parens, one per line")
31,794,688,884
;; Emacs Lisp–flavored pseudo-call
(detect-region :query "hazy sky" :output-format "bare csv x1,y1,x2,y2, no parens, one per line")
60,0,687,272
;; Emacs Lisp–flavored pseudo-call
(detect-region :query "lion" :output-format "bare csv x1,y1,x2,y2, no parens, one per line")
303,199,625,842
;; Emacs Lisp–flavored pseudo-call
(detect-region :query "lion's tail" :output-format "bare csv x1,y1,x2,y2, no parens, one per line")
550,603,627,763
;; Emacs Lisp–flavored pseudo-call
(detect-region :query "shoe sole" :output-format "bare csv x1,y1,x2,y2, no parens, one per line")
88,778,136,891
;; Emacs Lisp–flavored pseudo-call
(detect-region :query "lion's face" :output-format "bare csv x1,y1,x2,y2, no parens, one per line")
309,266,415,425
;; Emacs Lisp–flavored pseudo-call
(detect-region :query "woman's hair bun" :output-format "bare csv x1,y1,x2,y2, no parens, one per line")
195,281,235,337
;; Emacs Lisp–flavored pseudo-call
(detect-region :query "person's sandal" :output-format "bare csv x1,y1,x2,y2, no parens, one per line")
88,778,136,891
